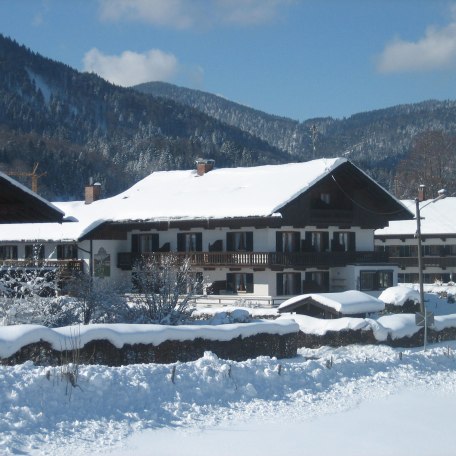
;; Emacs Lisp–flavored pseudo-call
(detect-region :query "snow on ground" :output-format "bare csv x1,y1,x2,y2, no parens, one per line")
3,286,456,455
2,343,456,455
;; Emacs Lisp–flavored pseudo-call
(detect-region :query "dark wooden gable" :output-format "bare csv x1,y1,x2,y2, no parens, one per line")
0,174,64,223
278,161,413,229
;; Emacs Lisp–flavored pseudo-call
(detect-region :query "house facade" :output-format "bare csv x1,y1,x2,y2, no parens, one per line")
375,196,456,284
0,158,413,304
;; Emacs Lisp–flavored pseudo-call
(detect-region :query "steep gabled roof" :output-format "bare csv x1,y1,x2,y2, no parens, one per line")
0,158,412,242
0,171,64,223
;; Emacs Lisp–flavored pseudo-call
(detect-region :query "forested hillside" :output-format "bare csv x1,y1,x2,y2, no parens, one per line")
1,32,456,201
136,82,456,197
0,35,287,200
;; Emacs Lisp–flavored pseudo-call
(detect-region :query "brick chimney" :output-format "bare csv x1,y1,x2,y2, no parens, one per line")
85,178,101,204
196,158,215,176
418,184,426,202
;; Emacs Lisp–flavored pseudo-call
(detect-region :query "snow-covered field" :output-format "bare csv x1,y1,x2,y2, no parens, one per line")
2,285,456,455
2,342,456,455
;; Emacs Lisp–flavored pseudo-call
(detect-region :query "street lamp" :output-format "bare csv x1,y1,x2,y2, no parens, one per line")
415,186,446,349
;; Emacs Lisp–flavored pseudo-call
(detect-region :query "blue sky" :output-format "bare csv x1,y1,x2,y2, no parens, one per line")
1,0,456,121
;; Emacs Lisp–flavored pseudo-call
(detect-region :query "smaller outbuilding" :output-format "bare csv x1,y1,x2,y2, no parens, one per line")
278,290,385,319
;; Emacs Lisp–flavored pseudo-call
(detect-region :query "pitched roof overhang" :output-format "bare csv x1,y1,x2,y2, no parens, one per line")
0,172,64,223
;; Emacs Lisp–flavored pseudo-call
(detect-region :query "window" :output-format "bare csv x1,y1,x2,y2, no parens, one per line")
276,232,300,253
57,244,78,260
332,232,355,252
360,270,393,291
226,273,253,293
276,272,301,295
303,271,330,292
132,233,159,253
177,232,202,252
25,244,45,260
0,245,18,260
226,232,253,252
303,231,329,252
399,245,417,257
423,245,441,256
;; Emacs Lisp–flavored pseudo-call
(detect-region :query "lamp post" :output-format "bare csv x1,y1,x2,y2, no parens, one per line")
415,186,446,350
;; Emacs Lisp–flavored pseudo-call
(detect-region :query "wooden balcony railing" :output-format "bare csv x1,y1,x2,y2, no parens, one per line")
389,256,456,269
0,259,84,273
117,251,389,271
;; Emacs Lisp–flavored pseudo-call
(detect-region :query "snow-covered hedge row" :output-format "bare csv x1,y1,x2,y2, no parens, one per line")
0,320,299,365
281,313,456,348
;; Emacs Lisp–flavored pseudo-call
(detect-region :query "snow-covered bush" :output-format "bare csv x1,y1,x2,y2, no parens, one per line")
0,266,58,298
130,254,203,325
206,309,252,325
63,273,132,324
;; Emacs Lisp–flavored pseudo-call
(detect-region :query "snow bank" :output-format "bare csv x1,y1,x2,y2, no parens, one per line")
378,286,420,306
0,320,299,359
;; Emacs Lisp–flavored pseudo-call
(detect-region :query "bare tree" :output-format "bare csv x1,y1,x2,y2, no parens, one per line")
394,130,456,198
131,253,203,324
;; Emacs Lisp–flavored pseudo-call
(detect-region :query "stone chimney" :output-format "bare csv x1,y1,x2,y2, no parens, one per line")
85,178,102,204
418,184,426,202
196,158,215,176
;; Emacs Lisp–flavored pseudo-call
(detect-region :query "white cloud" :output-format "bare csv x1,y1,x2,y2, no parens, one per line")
98,0,293,29
377,18,456,73
83,48,179,86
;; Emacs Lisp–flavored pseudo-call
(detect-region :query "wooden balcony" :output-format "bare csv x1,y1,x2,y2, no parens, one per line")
117,251,389,271
389,256,456,269
0,259,84,273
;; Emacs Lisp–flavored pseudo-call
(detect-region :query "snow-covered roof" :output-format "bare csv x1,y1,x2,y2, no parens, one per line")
0,158,348,242
378,286,420,307
96,157,347,222
376,197,456,237
278,290,385,315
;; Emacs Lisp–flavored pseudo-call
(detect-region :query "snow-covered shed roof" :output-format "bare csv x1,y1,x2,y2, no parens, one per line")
278,290,385,315
376,197,456,237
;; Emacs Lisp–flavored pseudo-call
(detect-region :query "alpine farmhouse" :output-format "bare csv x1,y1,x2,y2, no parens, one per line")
0,158,413,305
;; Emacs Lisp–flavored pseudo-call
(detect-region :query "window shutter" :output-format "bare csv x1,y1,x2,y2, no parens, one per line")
196,233,203,252
276,232,283,252
348,232,356,252
226,233,234,251
57,245,63,260
177,233,185,252
276,273,283,295
293,232,301,252
322,232,329,252
152,234,159,252
226,273,234,292
293,272,301,294
131,234,139,253
12,246,18,260
246,273,254,293
246,232,253,251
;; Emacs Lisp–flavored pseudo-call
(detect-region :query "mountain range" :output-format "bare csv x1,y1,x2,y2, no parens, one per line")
1,33,456,201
